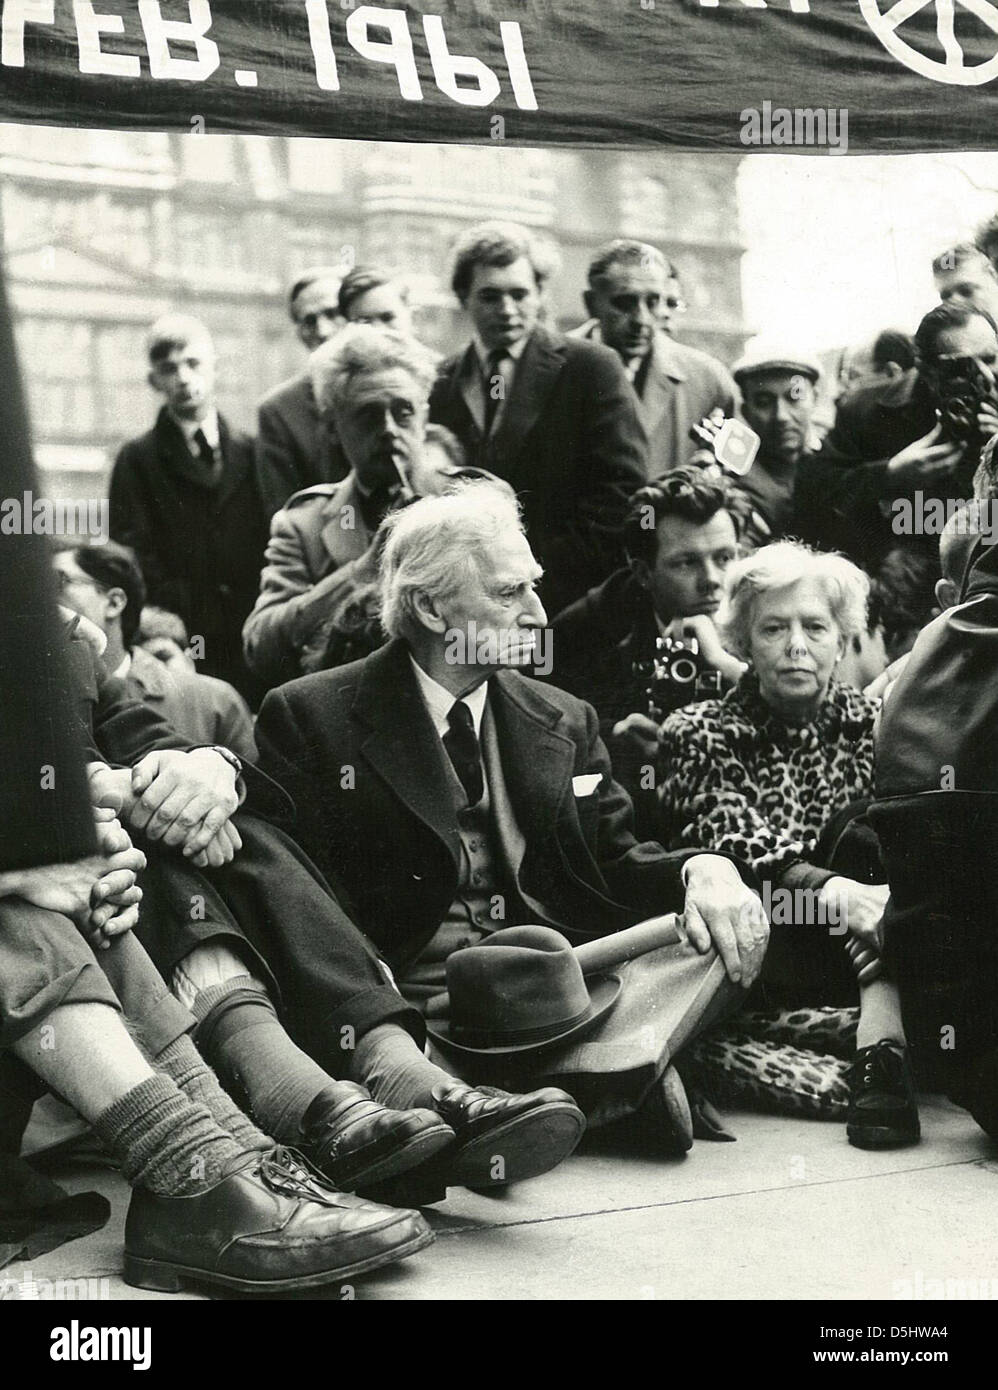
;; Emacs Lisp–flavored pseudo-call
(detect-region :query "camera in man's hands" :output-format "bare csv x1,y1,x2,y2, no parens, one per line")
635,634,723,720
934,355,998,451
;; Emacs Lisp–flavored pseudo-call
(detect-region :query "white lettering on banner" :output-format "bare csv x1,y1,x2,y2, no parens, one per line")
74,2,140,78
699,1,811,10
423,15,500,105
306,0,340,91
346,4,423,101
1,0,55,68
500,20,538,110
0,1,539,113
138,0,220,83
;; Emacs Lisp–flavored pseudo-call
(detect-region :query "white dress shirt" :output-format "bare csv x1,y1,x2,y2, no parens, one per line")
409,655,488,740
171,408,220,456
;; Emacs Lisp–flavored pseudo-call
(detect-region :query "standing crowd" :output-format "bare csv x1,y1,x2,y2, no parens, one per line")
6,216,998,1295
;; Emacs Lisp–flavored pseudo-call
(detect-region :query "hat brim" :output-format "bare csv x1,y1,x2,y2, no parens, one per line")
734,360,820,385
426,972,622,1057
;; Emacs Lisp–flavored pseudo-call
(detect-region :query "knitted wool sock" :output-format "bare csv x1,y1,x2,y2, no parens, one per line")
192,979,334,1141
92,1074,244,1196
155,1034,271,1152
345,1023,456,1111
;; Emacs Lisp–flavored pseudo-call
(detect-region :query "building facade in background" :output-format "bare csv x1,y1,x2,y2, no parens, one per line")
0,125,745,501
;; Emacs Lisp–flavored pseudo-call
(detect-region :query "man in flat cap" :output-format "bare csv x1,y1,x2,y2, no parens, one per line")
730,344,823,549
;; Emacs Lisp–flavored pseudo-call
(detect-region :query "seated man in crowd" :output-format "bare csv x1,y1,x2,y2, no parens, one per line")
256,266,348,519
69,593,582,1199
244,325,486,688
429,221,647,616
253,482,767,1145
570,239,737,473
730,345,823,548
801,300,998,568
55,542,257,764
548,469,747,836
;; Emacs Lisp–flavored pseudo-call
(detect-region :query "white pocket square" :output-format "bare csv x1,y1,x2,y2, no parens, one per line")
572,773,603,797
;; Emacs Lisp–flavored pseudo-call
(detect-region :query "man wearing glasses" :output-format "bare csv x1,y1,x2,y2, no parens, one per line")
571,240,737,474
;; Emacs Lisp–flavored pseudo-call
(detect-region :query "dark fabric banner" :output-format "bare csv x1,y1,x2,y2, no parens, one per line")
1,1,998,153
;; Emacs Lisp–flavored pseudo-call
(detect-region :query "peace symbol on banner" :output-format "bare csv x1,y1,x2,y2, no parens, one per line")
859,0,998,85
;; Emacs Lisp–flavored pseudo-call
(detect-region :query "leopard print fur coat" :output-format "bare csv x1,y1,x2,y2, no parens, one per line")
658,671,879,878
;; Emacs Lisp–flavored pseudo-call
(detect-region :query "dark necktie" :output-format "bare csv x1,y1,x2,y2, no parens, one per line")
443,699,484,807
482,349,509,438
193,428,222,485
357,482,398,534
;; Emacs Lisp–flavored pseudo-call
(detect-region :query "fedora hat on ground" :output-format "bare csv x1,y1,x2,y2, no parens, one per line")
426,925,621,1058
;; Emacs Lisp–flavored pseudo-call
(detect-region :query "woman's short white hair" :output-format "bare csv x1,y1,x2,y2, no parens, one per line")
379,482,524,640
310,323,437,419
721,540,869,661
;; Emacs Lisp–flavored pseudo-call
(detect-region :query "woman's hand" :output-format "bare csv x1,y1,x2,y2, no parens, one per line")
820,877,889,951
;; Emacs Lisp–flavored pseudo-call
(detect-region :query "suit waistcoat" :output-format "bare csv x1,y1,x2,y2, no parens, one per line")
403,702,525,999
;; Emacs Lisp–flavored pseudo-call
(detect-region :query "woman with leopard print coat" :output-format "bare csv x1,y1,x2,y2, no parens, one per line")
658,541,919,1151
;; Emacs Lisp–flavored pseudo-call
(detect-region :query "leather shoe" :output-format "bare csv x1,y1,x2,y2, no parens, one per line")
425,1080,585,1188
636,1064,695,1154
302,1081,454,1190
123,1146,433,1294
847,1040,921,1150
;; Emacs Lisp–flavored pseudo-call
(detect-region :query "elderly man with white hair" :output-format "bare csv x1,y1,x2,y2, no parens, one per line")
243,324,480,689
254,480,766,1175
659,540,918,1150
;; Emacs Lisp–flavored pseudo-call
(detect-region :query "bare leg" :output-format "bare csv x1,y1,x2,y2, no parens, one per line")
10,1002,154,1122
856,976,906,1050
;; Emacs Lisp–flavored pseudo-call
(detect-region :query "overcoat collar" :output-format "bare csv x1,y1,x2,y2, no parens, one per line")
153,407,250,507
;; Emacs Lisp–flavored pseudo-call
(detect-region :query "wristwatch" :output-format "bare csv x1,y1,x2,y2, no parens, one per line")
206,745,243,779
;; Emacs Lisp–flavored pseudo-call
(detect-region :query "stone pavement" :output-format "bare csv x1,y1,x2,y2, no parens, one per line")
5,1094,998,1302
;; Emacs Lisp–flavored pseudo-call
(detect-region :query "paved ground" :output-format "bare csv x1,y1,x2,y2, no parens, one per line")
5,1093,998,1302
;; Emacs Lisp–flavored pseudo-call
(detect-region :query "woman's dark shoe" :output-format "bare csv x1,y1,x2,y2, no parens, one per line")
302,1081,455,1191
847,1040,921,1150
123,1146,433,1294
